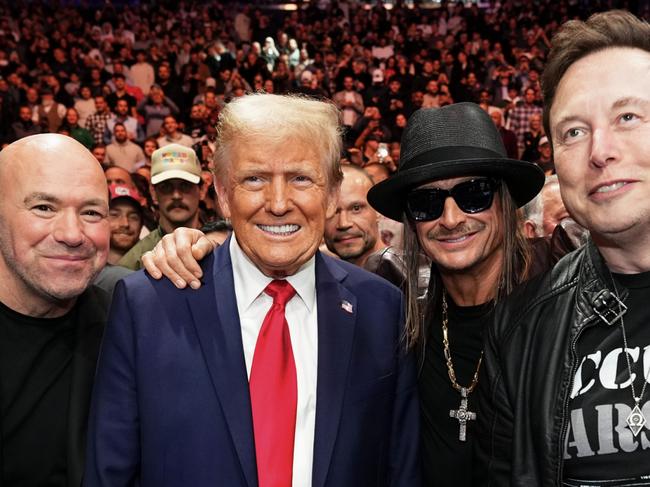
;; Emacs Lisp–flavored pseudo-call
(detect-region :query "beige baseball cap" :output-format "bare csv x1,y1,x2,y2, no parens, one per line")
151,143,201,185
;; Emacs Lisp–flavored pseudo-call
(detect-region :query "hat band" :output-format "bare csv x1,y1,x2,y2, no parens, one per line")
403,145,506,171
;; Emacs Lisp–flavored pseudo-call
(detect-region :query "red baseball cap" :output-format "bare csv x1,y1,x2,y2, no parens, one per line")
108,184,142,210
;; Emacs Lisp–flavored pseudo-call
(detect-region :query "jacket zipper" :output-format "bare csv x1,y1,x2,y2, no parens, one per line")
556,314,598,484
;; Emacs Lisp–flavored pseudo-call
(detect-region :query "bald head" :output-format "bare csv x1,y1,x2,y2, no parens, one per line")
104,166,135,188
0,134,108,208
342,163,375,186
324,164,384,266
1,133,99,173
0,134,110,317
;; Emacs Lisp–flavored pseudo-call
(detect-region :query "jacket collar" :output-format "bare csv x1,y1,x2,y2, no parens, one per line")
575,239,629,329
186,240,257,487
312,253,357,487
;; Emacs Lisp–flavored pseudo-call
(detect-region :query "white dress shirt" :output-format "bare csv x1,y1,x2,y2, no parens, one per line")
230,236,318,487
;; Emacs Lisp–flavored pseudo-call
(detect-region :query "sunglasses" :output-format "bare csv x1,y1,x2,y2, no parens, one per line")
406,178,499,222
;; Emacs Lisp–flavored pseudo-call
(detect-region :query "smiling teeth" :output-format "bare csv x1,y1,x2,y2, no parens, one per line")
259,224,299,235
444,235,469,243
596,182,626,193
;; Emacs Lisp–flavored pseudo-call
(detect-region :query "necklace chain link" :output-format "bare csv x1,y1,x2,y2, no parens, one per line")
611,277,650,405
609,272,650,437
441,292,483,394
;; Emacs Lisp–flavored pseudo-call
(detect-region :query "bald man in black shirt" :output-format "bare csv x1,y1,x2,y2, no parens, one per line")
0,134,110,486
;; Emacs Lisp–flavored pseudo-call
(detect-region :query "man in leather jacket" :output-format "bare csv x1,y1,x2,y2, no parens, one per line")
476,11,650,485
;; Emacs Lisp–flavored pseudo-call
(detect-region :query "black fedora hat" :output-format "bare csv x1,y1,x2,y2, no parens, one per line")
367,102,544,221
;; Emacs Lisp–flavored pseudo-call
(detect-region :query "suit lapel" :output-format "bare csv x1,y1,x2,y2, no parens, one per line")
187,240,257,487
312,254,357,487
67,286,109,487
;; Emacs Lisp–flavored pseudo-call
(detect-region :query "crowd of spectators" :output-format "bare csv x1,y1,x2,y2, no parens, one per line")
0,0,648,208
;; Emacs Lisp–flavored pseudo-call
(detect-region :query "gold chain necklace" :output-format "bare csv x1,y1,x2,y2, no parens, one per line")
442,292,484,393
442,291,484,441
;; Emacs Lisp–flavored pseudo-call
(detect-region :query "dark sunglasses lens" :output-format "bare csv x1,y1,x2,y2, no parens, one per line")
406,179,496,222
454,179,496,213
406,189,445,222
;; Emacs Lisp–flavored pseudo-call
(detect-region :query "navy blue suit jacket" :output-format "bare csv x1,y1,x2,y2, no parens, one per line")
84,240,420,486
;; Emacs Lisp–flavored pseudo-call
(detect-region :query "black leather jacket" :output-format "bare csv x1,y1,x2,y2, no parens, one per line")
475,240,626,486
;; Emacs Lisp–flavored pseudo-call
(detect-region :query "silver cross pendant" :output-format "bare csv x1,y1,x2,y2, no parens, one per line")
449,387,477,442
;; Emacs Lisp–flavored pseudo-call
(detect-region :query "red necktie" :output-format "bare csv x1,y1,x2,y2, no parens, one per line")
249,280,297,487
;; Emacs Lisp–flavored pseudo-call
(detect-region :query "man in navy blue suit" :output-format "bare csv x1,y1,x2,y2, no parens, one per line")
84,93,419,487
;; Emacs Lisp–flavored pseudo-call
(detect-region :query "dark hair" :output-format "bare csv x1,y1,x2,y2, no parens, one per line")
143,136,159,149
542,10,650,142
200,219,232,234
131,172,154,208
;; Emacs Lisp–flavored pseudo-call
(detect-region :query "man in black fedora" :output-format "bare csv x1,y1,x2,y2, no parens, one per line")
365,101,547,486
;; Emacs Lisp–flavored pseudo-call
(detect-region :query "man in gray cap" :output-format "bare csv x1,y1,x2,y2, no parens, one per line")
119,143,203,270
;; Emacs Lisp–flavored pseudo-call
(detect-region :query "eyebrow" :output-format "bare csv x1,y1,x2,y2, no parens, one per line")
611,96,650,110
345,200,367,208
24,192,107,208
554,96,650,132
239,162,319,175
24,193,62,205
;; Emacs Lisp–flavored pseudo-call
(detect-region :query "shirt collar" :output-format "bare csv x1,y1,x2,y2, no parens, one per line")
230,234,316,312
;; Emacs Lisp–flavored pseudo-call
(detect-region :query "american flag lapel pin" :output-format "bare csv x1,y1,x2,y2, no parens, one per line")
341,300,353,314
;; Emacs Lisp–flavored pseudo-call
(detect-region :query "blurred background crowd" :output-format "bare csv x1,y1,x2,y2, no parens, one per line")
0,0,647,258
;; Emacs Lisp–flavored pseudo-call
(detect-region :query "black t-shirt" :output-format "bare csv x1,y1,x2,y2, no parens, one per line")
419,297,490,487
0,301,76,486
564,270,650,486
